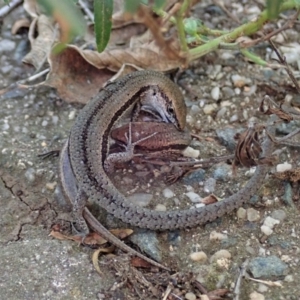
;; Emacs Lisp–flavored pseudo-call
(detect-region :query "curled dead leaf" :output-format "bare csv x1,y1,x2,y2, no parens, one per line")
23,15,55,69
260,95,293,123
92,246,115,274
11,18,31,35
45,45,114,104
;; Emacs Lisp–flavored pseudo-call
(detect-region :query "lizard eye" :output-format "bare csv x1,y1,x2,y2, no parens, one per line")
168,107,174,115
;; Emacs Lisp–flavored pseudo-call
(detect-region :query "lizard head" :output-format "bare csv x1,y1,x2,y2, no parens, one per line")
139,85,186,130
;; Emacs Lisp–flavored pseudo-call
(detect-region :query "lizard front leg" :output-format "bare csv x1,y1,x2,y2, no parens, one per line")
104,122,157,173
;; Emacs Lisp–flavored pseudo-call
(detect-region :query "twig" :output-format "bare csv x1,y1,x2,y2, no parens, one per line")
212,0,240,24
241,10,300,48
162,284,173,300
78,0,94,22
269,38,300,94
233,259,249,300
0,0,22,18
170,154,234,167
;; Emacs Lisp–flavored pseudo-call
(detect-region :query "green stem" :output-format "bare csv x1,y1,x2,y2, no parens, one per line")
175,0,191,52
188,0,296,61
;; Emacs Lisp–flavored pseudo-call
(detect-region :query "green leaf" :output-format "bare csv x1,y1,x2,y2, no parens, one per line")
266,0,284,20
3,0,10,4
184,18,202,36
154,0,166,10
37,0,85,43
94,0,113,53
124,0,141,13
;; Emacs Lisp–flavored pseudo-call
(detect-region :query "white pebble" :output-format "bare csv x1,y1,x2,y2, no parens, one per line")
203,103,218,115
127,193,153,207
190,251,208,262
260,225,273,236
284,275,294,282
257,283,268,293
68,110,76,120
231,74,246,87
204,178,216,193
263,216,280,229
185,292,196,300
210,249,231,262
249,291,265,300
182,146,200,158
211,86,220,101
237,207,247,219
162,188,175,198
209,231,228,241
247,208,260,222
185,192,202,203
155,204,166,211
276,162,292,172
46,182,57,191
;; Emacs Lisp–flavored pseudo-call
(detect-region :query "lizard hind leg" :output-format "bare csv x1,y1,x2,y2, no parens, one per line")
104,122,157,173
72,188,90,235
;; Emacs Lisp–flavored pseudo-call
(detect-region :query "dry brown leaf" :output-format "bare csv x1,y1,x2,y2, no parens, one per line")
11,18,31,35
130,256,153,269
82,232,108,245
45,45,114,104
79,43,181,72
23,15,56,69
45,42,181,104
201,194,218,205
110,228,133,239
49,230,74,241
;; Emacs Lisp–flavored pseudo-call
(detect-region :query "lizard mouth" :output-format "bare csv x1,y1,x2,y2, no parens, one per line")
139,105,173,125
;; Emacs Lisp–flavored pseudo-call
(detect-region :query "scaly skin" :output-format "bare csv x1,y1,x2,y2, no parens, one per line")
68,70,274,230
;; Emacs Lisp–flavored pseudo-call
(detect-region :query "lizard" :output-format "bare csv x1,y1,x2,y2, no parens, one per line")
60,70,188,270
61,70,274,268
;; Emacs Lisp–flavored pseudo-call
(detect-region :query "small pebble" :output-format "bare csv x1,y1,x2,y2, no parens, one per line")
271,209,286,221
24,168,36,183
155,204,167,211
182,146,200,158
46,182,57,191
249,291,265,300
68,110,76,120
284,275,294,282
190,104,201,115
0,39,16,53
190,251,208,262
185,192,202,203
247,208,260,222
211,86,220,101
257,283,268,293
127,193,152,207
237,207,247,219
162,188,175,198
222,86,235,98
212,163,232,181
210,249,231,262
260,225,273,236
203,103,218,115
276,162,292,172
263,216,280,229
209,231,228,241
185,292,196,300
248,256,288,278
203,177,216,193
231,74,246,88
